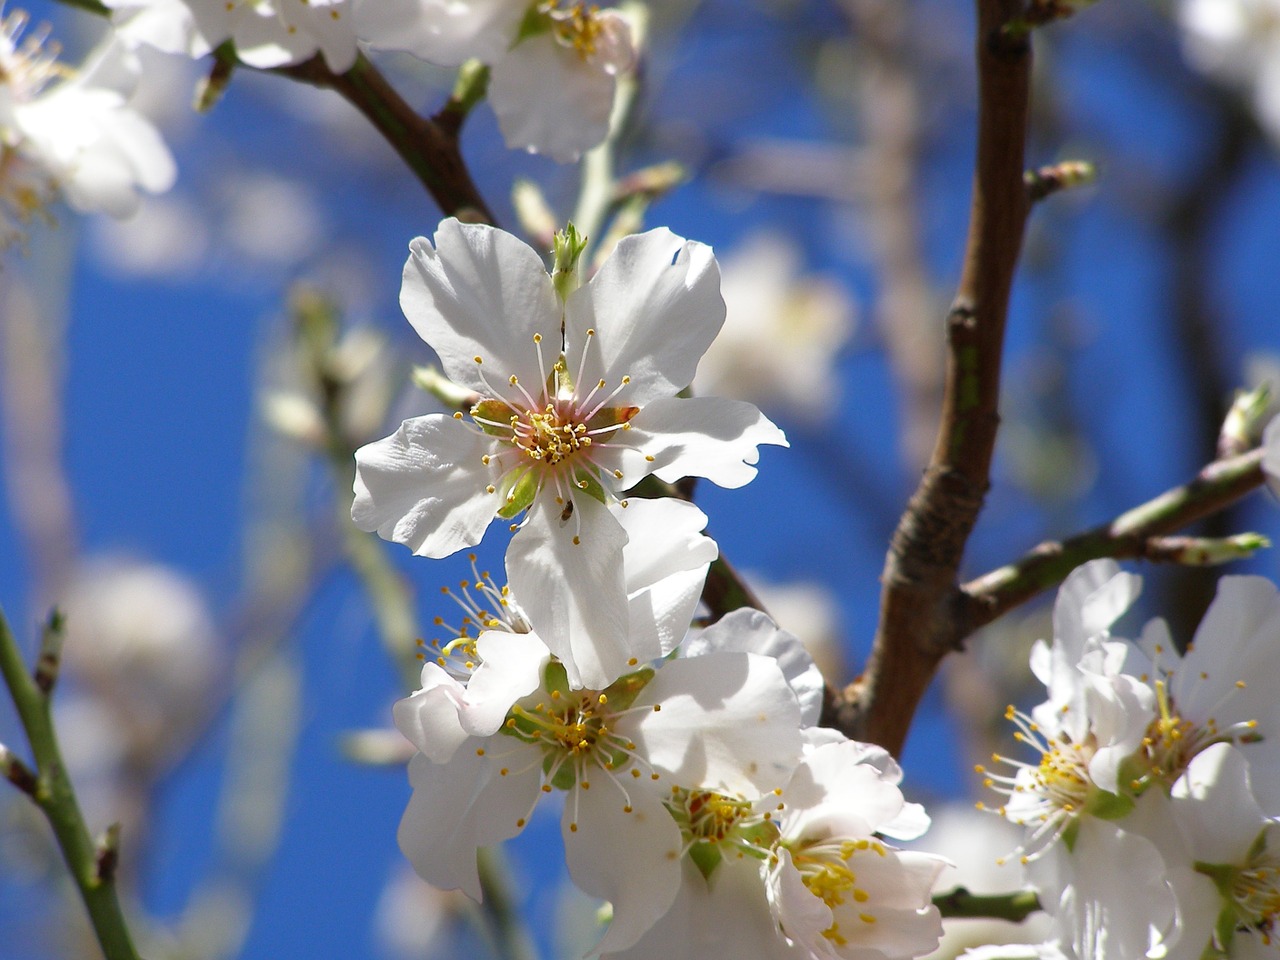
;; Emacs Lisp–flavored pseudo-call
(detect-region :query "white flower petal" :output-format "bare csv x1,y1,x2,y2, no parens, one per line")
463,631,552,737
566,229,725,407
393,665,470,763
769,849,835,956
397,745,541,900
352,415,499,558
624,652,803,796
506,496,630,690
616,498,717,661
605,857,802,960
400,221,561,396
780,741,913,843
1028,819,1175,960
685,607,823,728
1170,741,1266,865
610,395,787,489
356,0,526,65
563,779,683,954
490,30,616,162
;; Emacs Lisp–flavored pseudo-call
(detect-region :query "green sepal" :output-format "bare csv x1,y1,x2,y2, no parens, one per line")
1209,904,1238,959
573,467,609,506
548,758,577,791
471,399,518,437
602,666,655,711
689,842,721,881
513,2,554,45
1084,787,1134,821
1061,817,1080,854
543,660,572,700
1194,860,1238,898
498,469,538,519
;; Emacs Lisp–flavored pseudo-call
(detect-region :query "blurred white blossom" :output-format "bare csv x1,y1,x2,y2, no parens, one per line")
357,0,635,161
694,232,856,422
1178,0,1280,142
60,557,222,759
104,0,358,73
0,15,175,246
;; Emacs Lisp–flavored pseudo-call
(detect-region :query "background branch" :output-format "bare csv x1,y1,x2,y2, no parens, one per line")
273,53,497,225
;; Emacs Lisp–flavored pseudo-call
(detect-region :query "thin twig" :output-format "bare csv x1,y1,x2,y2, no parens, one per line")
0,610,143,960
274,53,497,224
956,447,1267,633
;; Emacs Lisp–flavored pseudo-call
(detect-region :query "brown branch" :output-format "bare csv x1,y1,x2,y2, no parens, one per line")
274,53,497,225
956,447,1267,632
828,0,1033,756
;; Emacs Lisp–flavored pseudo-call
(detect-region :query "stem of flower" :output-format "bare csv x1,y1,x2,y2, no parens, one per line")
933,885,1041,923
0,608,144,960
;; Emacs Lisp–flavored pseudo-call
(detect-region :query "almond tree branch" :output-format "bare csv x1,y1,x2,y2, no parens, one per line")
828,0,1032,756
956,447,1268,632
273,53,497,225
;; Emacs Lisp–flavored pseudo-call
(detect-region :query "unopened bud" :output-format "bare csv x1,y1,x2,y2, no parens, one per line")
1146,533,1271,566
552,223,588,302
339,729,416,766
261,391,326,447
0,744,37,798
612,162,687,204
95,823,122,883
512,179,557,252
1025,160,1097,202
412,366,482,413
1219,384,1272,458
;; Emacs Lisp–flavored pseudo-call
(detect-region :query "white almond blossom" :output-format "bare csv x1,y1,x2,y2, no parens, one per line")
398,496,716,756
104,0,359,73
981,563,1280,960
976,561,1174,960
1159,742,1280,960
1127,575,1280,807
767,739,946,960
1177,0,1280,144
694,231,856,421
0,14,175,246
394,632,805,953
608,736,946,960
356,0,634,161
353,219,786,689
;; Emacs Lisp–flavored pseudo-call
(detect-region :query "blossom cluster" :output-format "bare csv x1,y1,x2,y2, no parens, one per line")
354,219,950,958
976,559,1280,960
1,0,640,253
104,0,636,161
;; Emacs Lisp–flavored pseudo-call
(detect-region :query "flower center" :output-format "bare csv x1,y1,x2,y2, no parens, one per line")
467,334,640,526
1233,853,1280,930
1135,679,1259,791
789,838,885,945
518,404,590,466
544,0,606,58
1,9,65,100
975,705,1101,861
